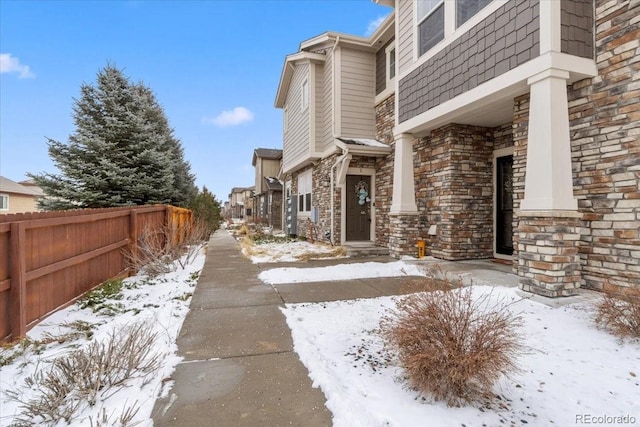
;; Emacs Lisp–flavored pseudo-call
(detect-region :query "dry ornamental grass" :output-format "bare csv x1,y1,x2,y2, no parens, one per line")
595,287,640,340
381,286,525,406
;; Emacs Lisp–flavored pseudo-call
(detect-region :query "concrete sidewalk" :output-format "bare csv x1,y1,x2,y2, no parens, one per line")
151,230,520,426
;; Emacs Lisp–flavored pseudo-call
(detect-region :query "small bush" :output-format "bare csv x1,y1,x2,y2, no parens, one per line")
6,322,160,426
595,287,640,340
381,286,524,406
123,220,207,277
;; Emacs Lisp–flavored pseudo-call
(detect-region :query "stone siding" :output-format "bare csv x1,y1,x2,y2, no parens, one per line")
413,124,509,260
375,94,396,248
269,191,283,230
399,0,540,123
567,0,640,290
389,214,420,257
518,213,582,297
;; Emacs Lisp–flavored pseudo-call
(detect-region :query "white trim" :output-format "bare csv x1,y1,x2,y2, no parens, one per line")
413,0,446,62
0,194,8,211
539,0,562,54
375,85,396,106
386,40,397,83
334,45,342,137
341,167,376,244
493,147,514,260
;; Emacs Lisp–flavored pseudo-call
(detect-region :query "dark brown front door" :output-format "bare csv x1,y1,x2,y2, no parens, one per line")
346,175,371,241
496,155,514,256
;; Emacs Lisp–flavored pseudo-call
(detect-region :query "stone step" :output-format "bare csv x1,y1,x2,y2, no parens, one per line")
344,245,390,257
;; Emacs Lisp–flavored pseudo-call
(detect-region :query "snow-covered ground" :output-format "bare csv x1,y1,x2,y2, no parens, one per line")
0,246,206,427
3,237,638,427
259,260,425,284
281,286,640,427
245,240,346,264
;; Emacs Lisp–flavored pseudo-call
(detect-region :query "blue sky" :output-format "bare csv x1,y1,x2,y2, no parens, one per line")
0,0,391,202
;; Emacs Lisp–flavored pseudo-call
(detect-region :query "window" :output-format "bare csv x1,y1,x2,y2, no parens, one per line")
456,0,492,27
301,79,308,110
417,0,445,56
0,194,7,211
297,169,312,213
386,45,396,80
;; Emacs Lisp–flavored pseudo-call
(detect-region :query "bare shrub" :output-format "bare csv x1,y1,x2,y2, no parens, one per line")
380,286,524,406
124,218,207,277
595,286,640,340
7,322,161,426
398,269,460,294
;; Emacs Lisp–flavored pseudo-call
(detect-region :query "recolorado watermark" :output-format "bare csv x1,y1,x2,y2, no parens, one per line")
576,414,637,424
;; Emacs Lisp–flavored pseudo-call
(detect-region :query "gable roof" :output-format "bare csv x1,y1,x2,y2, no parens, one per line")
274,11,395,109
252,148,283,166
0,176,42,196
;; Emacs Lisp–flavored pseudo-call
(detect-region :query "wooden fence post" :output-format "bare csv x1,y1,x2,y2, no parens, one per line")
9,222,26,339
129,209,138,274
165,205,173,248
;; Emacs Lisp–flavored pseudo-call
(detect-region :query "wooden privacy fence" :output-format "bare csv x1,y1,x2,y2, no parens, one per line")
0,205,192,343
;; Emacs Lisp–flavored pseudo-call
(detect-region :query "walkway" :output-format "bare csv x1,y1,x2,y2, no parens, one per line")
151,230,520,426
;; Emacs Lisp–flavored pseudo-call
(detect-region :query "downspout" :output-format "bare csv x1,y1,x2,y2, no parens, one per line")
329,35,342,245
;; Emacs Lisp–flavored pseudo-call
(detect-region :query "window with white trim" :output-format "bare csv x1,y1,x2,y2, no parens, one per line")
417,0,445,57
0,194,7,211
456,0,493,28
301,79,308,110
297,169,312,213
386,43,396,82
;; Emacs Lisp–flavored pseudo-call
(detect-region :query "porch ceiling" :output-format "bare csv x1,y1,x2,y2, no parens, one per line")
408,82,529,138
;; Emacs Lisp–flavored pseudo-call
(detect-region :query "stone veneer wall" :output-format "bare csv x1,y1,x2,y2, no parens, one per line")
518,213,583,297
413,124,498,260
567,0,640,291
512,94,530,273
389,214,420,256
375,94,396,248
312,154,340,243
269,191,283,230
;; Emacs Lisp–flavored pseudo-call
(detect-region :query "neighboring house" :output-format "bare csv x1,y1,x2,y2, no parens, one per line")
274,16,395,245
223,201,231,218
228,186,255,219
276,0,639,297
252,148,283,229
0,176,43,214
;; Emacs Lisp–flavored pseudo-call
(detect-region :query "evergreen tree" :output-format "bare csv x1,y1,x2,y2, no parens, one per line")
30,65,196,210
189,186,221,237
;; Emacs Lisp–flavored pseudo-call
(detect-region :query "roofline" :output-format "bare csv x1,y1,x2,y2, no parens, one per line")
274,52,326,108
369,11,395,46
374,0,394,8
335,139,392,157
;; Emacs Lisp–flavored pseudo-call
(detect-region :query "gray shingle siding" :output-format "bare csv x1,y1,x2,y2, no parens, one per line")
561,0,594,59
376,38,394,95
398,0,540,123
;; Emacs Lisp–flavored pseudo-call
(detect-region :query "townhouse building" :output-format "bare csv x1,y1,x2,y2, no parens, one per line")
275,0,639,296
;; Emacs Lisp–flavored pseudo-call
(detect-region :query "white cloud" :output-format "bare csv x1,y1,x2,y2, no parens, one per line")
366,15,387,36
203,106,254,127
0,53,35,79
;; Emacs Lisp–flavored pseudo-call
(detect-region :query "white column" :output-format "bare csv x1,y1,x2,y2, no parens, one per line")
390,133,418,214
520,68,577,211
